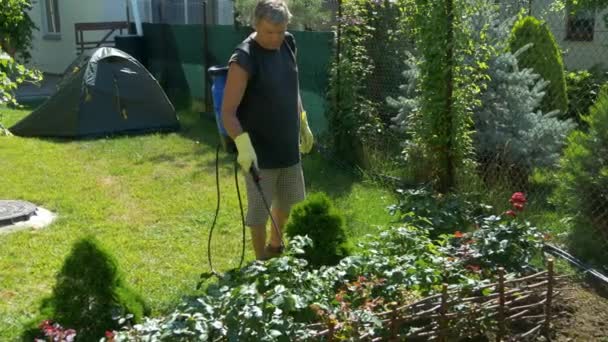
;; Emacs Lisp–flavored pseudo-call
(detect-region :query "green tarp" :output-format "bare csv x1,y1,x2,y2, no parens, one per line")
141,24,334,134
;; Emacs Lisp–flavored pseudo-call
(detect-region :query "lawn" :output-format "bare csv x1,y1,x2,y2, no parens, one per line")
0,106,395,340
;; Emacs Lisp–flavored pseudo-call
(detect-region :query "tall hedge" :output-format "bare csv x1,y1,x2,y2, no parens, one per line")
508,16,568,116
550,85,608,266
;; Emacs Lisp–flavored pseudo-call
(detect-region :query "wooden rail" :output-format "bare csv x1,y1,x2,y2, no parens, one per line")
74,21,130,55
303,259,561,341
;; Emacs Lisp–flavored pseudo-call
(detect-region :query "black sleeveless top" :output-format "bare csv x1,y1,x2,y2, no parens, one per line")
228,32,300,169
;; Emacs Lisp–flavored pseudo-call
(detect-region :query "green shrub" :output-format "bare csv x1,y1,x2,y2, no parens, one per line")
388,186,493,238
550,85,608,267
508,16,568,116
40,236,149,341
565,68,608,126
285,192,351,267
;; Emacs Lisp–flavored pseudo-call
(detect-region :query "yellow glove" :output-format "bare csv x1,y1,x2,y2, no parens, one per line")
234,132,257,172
300,111,314,154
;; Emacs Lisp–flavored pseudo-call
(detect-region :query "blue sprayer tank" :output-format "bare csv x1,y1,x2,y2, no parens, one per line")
208,65,235,153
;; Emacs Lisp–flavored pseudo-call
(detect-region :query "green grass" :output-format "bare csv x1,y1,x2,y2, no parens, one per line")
0,106,395,340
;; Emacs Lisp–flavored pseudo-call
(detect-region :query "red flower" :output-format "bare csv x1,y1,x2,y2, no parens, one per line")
510,192,526,204
454,231,464,238
504,210,517,218
105,331,115,339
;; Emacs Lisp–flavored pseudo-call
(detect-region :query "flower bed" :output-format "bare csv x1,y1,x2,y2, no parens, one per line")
103,193,557,341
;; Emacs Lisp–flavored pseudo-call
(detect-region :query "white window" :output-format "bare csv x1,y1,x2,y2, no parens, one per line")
151,0,212,24
42,0,61,37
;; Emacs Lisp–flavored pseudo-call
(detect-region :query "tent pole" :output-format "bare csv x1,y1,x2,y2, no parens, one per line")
129,0,143,36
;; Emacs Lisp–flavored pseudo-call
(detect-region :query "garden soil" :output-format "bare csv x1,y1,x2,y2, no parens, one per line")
548,279,608,341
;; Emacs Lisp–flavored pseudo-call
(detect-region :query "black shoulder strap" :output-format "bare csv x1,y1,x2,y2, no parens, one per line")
285,33,296,62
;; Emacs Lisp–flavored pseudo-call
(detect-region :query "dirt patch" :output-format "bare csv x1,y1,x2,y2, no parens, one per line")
549,279,608,341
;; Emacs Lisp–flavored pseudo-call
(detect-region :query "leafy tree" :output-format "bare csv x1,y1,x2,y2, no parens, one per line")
327,0,414,167
393,0,490,192
0,0,42,134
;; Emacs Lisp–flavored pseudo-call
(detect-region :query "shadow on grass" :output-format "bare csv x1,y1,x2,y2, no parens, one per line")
302,151,358,199
20,236,149,341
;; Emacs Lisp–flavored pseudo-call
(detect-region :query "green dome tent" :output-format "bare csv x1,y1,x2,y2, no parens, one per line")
10,47,179,138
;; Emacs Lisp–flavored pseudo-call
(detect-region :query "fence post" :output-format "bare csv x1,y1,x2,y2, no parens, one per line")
497,267,506,342
544,258,555,337
389,305,399,342
328,316,335,342
335,0,342,112
442,0,456,192
439,283,449,342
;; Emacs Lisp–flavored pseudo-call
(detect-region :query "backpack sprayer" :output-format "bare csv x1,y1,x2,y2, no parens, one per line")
198,66,283,286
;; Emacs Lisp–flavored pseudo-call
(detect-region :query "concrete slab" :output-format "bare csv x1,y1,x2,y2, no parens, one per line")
0,206,57,234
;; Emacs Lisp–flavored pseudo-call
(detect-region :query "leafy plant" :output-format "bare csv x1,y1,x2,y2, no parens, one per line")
0,0,42,109
327,0,414,168
396,0,492,192
108,211,543,341
388,185,493,238
565,68,608,126
439,192,544,274
39,236,149,341
550,84,608,267
285,192,351,267
508,15,568,116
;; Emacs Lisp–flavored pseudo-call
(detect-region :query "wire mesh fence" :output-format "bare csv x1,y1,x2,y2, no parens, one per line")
324,0,608,271
135,0,607,272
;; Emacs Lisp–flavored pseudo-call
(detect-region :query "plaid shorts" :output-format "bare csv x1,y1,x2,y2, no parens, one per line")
244,162,306,227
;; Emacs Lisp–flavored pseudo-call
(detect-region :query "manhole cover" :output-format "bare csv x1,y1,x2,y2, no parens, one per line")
0,200,37,226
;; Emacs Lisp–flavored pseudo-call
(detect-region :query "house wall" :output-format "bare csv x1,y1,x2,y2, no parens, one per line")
28,0,128,74
27,0,234,74
532,1,608,70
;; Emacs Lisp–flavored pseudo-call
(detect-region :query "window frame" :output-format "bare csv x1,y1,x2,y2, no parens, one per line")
565,6,595,42
41,0,61,39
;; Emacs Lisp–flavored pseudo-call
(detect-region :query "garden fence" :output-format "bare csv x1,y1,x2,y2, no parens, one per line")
137,0,608,282
326,0,608,275
300,259,562,341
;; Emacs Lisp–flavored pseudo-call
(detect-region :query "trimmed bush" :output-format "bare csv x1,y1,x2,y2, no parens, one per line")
285,192,351,267
509,16,568,116
551,85,608,266
40,236,149,340
565,68,608,126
